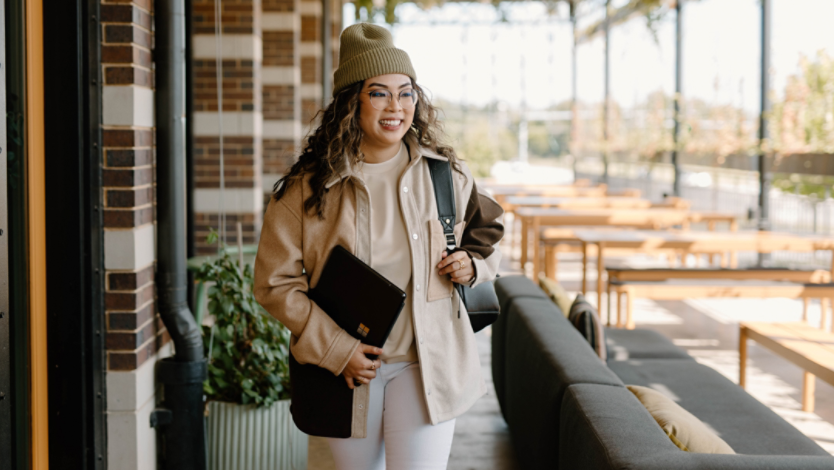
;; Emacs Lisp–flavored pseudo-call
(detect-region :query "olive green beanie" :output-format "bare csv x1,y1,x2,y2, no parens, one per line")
332,23,417,96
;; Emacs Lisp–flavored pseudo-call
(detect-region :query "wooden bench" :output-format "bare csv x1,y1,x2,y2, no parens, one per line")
740,321,834,412
608,279,834,330
606,267,832,326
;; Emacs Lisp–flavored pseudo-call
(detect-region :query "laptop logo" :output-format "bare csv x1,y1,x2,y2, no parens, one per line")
357,324,370,338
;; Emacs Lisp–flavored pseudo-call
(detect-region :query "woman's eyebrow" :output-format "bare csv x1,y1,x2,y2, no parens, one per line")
366,82,411,89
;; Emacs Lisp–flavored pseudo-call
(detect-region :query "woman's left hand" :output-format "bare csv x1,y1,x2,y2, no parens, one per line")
438,250,475,285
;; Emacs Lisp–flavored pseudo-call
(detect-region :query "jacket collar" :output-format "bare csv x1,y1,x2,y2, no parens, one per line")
324,132,448,189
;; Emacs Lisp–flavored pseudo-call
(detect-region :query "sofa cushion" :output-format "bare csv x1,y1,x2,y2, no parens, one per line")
492,276,549,419
605,328,693,361
608,359,830,456
627,385,735,454
560,383,834,470
505,297,624,470
568,294,607,361
537,274,573,317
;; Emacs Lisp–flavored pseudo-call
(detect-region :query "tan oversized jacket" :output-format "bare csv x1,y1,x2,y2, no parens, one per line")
254,133,504,438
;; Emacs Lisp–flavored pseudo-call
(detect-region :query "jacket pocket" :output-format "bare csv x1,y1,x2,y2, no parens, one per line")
427,219,466,302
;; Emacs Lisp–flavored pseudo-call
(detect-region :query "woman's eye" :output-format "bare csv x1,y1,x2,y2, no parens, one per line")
401,91,414,98
370,91,388,98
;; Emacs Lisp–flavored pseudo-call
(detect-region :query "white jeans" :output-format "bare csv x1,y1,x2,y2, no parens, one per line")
326,361,456,470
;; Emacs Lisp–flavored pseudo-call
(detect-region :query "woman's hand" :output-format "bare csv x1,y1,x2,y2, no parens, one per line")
342,343,383,390
438,250,475,285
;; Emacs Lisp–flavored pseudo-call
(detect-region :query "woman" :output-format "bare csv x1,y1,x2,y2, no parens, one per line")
254,23,504,470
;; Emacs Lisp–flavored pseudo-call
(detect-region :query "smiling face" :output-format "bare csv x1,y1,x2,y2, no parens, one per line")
357,73,416,154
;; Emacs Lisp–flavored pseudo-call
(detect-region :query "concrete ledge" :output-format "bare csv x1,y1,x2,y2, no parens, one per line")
262,12,299,31
193,34,263,61
103,86,154,128
107,395,156,470
300,83,323,101
104,224,155,271
300,2,322,15
193,111,263,137
299,42,322,58
194,187,264,214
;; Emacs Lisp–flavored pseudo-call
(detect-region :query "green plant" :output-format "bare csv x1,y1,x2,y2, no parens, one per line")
196,231,292,407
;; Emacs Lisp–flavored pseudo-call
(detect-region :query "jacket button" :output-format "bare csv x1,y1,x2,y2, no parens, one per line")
416,284,421,291
427,389,431,396
412,234,418,240
403,186,408,193
359,404,364,409
419,338,424,345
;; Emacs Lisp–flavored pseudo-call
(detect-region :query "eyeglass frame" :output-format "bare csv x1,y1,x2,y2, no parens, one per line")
359,88,419,110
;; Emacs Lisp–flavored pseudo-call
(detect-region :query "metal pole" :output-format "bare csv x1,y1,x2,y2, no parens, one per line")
758,0,771,232
322,0,333,106
672,0,683,197
570,1,578,182
602,0,610,185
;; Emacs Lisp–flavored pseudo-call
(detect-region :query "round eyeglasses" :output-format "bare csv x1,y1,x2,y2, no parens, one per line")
361,88,418,110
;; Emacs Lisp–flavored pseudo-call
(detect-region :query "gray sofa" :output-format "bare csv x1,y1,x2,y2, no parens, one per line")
493,276,834,470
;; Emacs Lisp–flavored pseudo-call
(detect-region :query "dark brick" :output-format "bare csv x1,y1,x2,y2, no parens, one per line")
107,187,153,207
108,352,138,370
105,66,152,87
105,282,154,310
103,167,153,187
106,148,152,167
104,24,151,48
103,129,152,147
109,302,155,330
103,206,154,228
108,265,154,291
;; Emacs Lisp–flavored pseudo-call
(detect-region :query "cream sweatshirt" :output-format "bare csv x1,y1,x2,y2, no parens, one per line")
359,142,418,364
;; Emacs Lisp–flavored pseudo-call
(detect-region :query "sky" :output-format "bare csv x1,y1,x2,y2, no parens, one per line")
342,0,834,113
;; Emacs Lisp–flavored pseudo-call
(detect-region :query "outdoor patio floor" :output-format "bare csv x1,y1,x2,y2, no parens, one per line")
308,237,834,469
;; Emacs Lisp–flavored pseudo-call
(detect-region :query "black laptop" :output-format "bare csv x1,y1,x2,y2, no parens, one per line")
308,245,407,359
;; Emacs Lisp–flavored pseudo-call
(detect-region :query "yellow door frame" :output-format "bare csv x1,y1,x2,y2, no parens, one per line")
25,0,48,467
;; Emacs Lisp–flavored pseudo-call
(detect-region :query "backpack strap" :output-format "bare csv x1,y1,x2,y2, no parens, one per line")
426,158,457,252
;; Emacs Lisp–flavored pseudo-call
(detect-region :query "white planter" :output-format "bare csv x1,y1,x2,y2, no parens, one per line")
207,399,308,470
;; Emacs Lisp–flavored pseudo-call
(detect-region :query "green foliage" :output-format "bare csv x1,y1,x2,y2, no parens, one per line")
196,236,291,407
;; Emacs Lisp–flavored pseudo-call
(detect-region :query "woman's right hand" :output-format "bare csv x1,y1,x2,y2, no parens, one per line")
342,344,383,390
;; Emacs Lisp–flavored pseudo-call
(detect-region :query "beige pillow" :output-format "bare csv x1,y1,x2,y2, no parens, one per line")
627,385,735,454
538,274,573,318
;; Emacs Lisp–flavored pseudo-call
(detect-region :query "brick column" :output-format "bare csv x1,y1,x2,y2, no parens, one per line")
300,0,322,126
100,1,172,468
192,0,264,254
262,0,302,190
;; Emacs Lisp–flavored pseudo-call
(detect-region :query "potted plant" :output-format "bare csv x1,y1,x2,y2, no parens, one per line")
196,233,307,470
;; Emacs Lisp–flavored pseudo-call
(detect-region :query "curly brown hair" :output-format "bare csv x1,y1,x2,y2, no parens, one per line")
272,79,464,219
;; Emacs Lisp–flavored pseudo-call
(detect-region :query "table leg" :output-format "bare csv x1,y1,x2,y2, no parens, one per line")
708,220,716,231
606,277,612,326
597,242,605,318
616,291,623,328
824,298,831,329
626,289,635,330
720,253,728,268
803,298,810,323
520,217,528,269
731,220,739,232
739,326,748,388
803,372,816,413
582,241,588,296
545,245,555,280
532,216,541,279
730,251,739,269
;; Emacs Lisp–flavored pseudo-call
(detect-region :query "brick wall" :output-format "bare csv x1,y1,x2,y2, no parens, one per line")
100,1,172,469
262,0,302,189
192,0,264,254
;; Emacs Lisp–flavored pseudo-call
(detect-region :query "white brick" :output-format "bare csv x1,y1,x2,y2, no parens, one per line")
300,1,322,15
262,12,298,31
104,224,155,271
262,66,299,86
263,119,301,140
107,343,173,413
194,187,264,214
299,42,322,58
301,83,323,101
103,86,154,127
193,34,263,61
107,395,157,470
193,111,263,137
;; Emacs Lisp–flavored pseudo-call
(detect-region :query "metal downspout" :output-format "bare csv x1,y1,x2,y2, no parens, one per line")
152,0,207,468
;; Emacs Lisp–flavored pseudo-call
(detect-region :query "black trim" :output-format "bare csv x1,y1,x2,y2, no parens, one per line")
0,0,11,464
43,0,106,467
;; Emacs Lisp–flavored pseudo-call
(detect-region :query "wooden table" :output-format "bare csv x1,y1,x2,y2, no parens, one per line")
516,208,692,277
505,196,652,211
566,230,834,319
689,211,740,231
740,321,834,412
489,186,609,208
612,280,834,330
